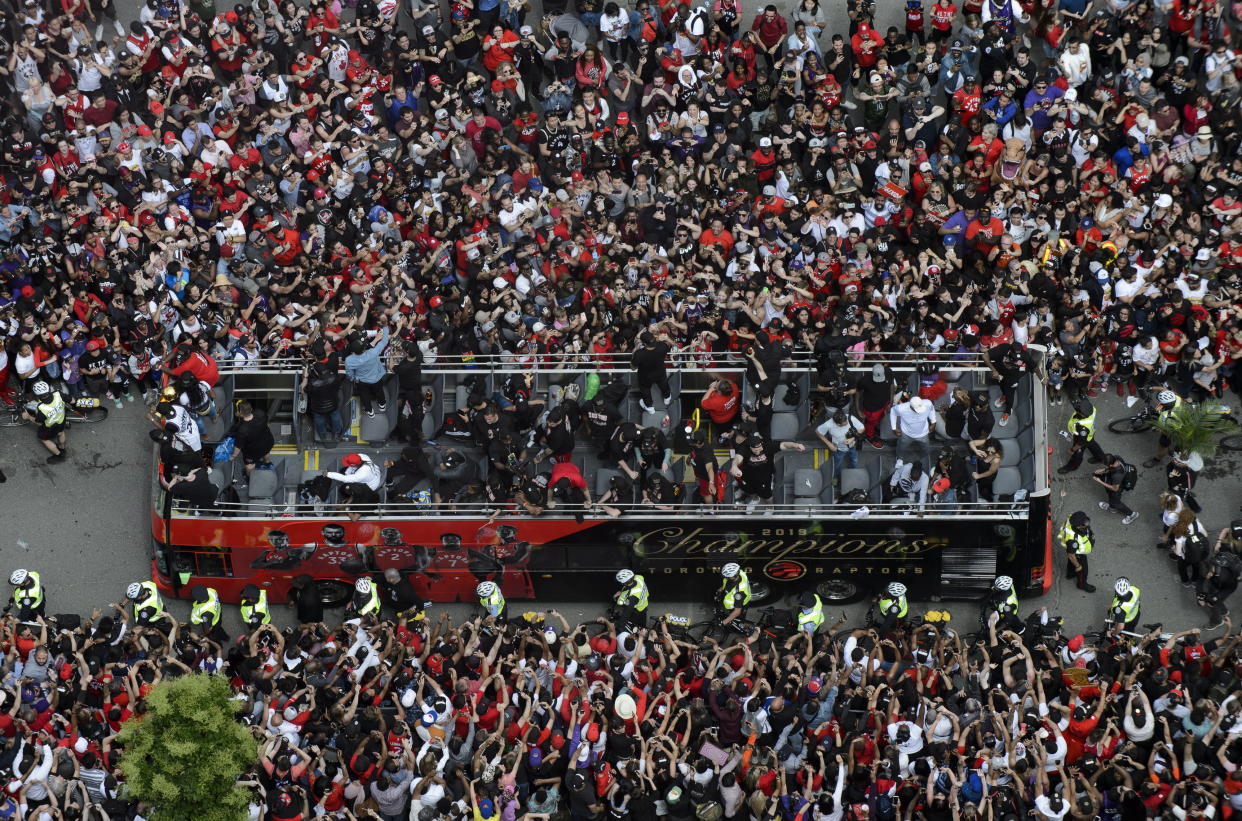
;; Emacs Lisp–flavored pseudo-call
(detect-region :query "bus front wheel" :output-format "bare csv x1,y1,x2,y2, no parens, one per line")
816,579,865,604
314,580,353,607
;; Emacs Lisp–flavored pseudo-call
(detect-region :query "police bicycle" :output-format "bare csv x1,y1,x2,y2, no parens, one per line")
1,396,108,427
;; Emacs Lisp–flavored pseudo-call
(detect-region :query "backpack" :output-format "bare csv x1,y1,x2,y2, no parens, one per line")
1119,460,1139,492
1214,550,1242,584
695,800,723,821
1184,529,1211,565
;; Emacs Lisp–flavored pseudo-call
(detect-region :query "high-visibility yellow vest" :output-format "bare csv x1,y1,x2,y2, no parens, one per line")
798,595,825,633
993,588,1019,614
721,572,752,610
878,595,908,619
240,589,272,625
1112,588,1141,622
616,576,650,612
12,572,43,610
1067,409,1096,440
1059,520,1093,555
133,581,163,624
190,588,222,628
37,393,65,426
355,585,381,616
481,588,506,618
1158,395,1183,423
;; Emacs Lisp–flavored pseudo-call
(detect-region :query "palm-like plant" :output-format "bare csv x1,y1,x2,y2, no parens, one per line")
1150,400,1241,459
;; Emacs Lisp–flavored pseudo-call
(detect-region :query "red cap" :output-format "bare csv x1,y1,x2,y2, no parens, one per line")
117,142,131,152
306,169,320,182
429,75,443,85
1067,634,1084,652
342,453,363,468
863,139,878,150
429,295,444,308
491,79,504,92
224,10,238,22
586,723,600,743
571,170,585,183
932,478,951,494
163,131,177,143
137,125,153,136
616,112,629,125
943,328,959,341
20,285,34,298
139,212,155,226
313,187,327,198
729,653,745,670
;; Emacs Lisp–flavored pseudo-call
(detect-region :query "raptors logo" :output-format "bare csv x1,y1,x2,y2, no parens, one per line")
764,560,807,581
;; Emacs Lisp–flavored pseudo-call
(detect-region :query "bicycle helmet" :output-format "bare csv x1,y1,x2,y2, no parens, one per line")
8,569,28,586
721,562,741,578
381,527,404,546
31,381,50,396
886,582,907,597
616,569,635,584
322,524,346,545
1114,577,1131,596
125,583,143,600
267,530,289,549
355,578,372,595
994,575,1013,591
1158,390,1177,405
477,581,497,597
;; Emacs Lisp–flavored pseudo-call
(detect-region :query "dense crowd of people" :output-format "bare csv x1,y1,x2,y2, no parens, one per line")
2,0,1242,814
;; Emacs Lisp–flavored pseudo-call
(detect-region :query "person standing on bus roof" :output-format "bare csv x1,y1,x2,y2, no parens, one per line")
7,569,46,620
189,585,226,643
240,583,273,627
125,580,163,628
1061,511,1096,593
345,324,391,418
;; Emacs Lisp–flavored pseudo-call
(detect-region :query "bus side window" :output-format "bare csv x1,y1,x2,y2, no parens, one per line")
173,548,234,578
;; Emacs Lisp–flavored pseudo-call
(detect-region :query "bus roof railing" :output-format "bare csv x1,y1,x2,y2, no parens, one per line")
214,349,999,376
167,499,1032,520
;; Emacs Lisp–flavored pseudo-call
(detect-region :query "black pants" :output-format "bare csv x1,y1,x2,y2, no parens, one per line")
1065,552,1090,589
637,374,670,409
1179,557,1201,584
356,378,388,413
1105,488,1133,517
1063,438,1106,471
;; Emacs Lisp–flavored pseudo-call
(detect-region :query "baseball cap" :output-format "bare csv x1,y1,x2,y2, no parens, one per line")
313,187,327,198
137,125,152,136
520,24,533,34
871,364,886,382
422,24,434,34
758,136,772,148
342,453,363,468
163,131,177,143
616,112,629,125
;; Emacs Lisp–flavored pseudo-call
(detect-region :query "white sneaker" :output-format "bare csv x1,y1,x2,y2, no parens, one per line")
992,398,1006,410
850,506,871,519
1122,512,1139,525
745,498,758,514
1126,396,1138,408
639,401,654,414
1098,501,1111,510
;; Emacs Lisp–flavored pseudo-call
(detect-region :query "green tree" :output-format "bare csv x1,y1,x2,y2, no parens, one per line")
1150,399,1240,459
117,674,258,821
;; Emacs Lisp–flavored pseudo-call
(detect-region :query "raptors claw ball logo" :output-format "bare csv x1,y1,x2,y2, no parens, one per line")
764,560,807,581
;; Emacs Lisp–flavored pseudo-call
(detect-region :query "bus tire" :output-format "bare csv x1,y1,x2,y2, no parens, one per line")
816,579,866,605
314,579,353,607
748,580,775,606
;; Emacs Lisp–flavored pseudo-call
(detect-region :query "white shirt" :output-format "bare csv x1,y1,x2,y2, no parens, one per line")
890,400,936,438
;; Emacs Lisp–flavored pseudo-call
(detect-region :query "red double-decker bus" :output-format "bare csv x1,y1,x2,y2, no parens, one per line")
150,352,1053,609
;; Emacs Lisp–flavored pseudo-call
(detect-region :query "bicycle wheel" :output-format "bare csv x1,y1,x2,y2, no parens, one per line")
1220,433,1242,452
688,620,726,644
69,406,109,423
1107,416,1151,434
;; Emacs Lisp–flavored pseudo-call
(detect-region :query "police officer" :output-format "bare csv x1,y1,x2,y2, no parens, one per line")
1144,390,1183,468
24,381,68,463
718,562,752,626
796,591,825,635
1061,511,1096,592
189,585,226,642
349,577,382,618
239,583,272,628
872,582,909,631
7,569,46,620
986,576,1020,630
126,581,164,628
477,581,507,621
1058,397,1106,474
1109,577,1141,631
612,569,649,627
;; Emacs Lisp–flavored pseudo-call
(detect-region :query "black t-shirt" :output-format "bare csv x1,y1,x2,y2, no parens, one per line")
855,373,892,412
632,342,670,378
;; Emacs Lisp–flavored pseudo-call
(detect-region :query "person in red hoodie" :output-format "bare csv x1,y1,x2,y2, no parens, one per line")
851,21,884,69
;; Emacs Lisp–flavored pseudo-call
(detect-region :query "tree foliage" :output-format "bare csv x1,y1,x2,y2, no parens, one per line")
1151,399,1240,459
116,674,258,821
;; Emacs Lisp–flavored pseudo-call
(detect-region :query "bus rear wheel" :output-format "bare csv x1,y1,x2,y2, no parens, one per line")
314,579,353,607
817,579,865,604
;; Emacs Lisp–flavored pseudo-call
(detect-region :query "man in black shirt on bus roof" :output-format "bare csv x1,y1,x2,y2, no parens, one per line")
631,330,672,413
